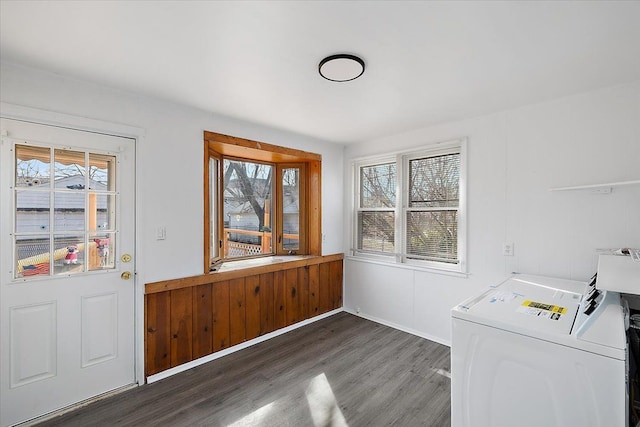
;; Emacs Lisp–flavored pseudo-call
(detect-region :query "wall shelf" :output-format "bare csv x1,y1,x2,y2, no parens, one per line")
549,180,640,192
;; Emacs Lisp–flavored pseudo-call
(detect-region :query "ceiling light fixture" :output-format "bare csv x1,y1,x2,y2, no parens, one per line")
318,54,365,82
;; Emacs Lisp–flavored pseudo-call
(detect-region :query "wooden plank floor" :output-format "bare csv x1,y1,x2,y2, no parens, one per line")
36,312,451,426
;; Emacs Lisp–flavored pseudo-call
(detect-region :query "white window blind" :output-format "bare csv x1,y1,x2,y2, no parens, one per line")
353,139,466,272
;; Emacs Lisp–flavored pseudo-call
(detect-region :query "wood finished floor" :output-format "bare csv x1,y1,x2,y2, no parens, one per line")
36,312,451,427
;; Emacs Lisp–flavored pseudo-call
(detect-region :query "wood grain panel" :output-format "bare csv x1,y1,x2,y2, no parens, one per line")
308,264,320,317
205,132,322,162
308,160,321,255
244,275,261,341
298,266,309,320
285,268,299,326
229,278,246,346
212,281,230,351
170,288,193,367
145,291,171,376
146,254,344,294
273,271,286,330
259,273,274,335
192,284,212,359
145,255,343,377
330,260,343,310
318,262,331,315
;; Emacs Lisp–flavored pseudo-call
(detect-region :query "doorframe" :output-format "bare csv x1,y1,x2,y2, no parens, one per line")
0,102,146,387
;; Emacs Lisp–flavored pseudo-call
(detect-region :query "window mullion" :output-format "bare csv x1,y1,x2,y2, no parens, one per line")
396,153,405,264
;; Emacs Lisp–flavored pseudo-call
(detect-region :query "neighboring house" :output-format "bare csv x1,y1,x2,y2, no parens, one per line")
224,178,300,248
16,175,110,259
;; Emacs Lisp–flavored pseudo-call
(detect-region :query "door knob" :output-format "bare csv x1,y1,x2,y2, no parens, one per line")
121,271,132,280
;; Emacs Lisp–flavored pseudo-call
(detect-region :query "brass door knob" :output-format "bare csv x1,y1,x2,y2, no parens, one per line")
121,271,132,280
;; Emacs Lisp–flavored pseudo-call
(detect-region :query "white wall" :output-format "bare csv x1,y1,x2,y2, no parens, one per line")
0,62,345,285
343,81,640,345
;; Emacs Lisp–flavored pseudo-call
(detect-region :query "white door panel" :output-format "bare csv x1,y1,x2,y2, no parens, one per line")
1,118,136,427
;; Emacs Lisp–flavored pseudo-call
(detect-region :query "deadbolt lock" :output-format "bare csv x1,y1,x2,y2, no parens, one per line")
121,254,132,263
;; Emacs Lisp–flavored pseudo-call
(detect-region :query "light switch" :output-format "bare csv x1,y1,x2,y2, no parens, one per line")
157,227,166,240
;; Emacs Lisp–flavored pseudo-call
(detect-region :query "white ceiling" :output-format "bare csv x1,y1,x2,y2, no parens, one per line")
1,1,639,144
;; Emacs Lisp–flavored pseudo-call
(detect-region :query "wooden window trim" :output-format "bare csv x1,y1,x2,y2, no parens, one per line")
204,132,322,273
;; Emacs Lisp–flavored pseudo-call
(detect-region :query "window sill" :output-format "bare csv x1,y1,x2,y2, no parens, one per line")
215,255,314,273
145,253,344,294
345,255,469,278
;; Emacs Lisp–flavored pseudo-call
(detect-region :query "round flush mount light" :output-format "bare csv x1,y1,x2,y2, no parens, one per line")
318,54,365,82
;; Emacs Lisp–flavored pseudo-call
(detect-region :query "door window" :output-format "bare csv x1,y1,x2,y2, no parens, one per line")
14,144,117,279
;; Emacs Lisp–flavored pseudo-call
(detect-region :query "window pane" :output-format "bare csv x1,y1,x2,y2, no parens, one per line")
89,233,115,271
409,153,460,208
16,145,50,188
406,211,458,262
360,163,396,208
54,192,85,232
283,167,300,251
223,159,273,258
89,193,115,232
357,211,395,253
209,157,219,261
89,153,115,191
16,235,51,279
54,235,84,275
54,149,86,187
16,190,50,232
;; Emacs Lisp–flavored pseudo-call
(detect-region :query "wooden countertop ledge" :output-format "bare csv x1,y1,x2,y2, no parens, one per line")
145,253,344,294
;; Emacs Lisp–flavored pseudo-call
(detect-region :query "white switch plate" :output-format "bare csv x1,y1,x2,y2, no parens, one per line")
502,243,514,256
157,227,166,240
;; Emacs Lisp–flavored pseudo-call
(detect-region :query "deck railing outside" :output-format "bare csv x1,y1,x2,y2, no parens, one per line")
224,228,298,257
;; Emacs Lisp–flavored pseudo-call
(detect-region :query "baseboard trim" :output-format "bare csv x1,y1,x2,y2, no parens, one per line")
342,308,451,347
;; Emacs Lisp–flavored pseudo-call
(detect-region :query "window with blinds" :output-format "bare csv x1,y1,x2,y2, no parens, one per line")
357,163,396,254
406,153,460,263
353,140,466,272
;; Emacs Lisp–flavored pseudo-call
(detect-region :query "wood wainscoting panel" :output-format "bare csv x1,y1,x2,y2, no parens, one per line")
285,268,299,326
259,273,274,335
273,271,286,330
212,281,230,352
145,291,171,376
298,266,310,320
318,262,331,315
330,260,344,310
229,278,246,346
308,264,320,316
192,284,212,360
244,275,261,341
144,254,343,377
170,288,193,367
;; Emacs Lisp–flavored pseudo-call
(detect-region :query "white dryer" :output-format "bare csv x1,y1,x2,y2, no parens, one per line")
451,274,626,427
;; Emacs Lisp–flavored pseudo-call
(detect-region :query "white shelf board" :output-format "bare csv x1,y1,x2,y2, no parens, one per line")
549,180,640,192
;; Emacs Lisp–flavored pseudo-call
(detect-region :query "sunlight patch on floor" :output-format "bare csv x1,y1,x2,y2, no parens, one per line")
430,367,451,379
226,401,276,426
305,372,348,427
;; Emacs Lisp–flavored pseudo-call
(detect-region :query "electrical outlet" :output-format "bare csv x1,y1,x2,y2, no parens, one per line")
502,243,514,256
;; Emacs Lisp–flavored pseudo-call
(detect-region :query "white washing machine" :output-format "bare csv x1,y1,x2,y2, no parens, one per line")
451,274,627,427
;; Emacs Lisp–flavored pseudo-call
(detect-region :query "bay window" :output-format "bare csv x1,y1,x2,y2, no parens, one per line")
204,132,320,272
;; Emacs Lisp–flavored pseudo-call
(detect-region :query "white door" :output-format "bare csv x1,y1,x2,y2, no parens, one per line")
0,118,136,427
